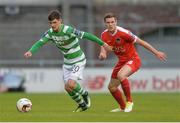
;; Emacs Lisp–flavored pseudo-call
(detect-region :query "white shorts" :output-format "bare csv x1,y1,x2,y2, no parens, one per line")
63,59,86,83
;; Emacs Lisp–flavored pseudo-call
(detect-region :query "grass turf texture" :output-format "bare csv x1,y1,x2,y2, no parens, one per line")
0,93,179,122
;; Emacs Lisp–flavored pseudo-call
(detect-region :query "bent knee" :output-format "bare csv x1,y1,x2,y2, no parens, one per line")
64,84,71,92
108,84,117,92
66,79,76,90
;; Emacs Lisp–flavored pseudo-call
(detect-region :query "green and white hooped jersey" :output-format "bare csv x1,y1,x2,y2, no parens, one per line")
40,24,85,65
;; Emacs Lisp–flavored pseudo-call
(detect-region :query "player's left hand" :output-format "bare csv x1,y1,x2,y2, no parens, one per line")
156,51,167,61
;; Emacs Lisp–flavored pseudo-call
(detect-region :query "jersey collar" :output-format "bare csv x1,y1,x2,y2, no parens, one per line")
108,27,117,36
59,24,64,32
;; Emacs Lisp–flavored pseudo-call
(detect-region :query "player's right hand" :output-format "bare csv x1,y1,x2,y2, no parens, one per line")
99,52,107,60
24,51,32,58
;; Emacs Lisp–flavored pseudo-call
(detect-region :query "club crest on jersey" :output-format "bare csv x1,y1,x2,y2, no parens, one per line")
116,38,121,43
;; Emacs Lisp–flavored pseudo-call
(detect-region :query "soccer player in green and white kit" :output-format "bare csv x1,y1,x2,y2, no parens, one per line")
24,10,112,112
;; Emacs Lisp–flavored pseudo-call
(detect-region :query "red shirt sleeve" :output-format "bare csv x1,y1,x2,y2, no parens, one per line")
123,31,137,43
101,33,105,41
101,32,113,46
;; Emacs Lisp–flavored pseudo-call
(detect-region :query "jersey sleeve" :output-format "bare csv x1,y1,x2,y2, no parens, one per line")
29,30,51,54
39,30,52,43
82,32,104,46
64,25,104,46
124,31,138,43
101,32,113,46
101,33,106,42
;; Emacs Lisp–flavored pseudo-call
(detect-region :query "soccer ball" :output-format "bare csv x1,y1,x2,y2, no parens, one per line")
16,98,32,112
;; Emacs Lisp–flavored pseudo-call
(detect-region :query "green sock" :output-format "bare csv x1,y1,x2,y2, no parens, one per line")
68,90,84,105
74,82,86,95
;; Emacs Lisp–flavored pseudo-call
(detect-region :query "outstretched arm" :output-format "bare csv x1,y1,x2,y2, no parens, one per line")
24,41,46,58
82,32,112,51
136,38,167,61
24,30,50,58
65,26,112,51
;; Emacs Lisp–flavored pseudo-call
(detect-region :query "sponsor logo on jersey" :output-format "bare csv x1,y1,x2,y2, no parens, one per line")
52,36,70,41
51,36,70,45
113,46,126,53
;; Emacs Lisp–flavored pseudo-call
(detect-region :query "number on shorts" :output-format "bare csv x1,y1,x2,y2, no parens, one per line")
72,65,80,73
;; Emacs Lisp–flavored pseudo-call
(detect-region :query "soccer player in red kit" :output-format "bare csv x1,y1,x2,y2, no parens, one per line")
99,13,167,112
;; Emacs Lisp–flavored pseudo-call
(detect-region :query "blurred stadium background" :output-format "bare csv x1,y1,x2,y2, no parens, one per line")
0,0,180,121
0,0,180,67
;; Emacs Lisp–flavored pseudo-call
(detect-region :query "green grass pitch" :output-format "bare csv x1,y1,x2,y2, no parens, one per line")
0,92,180,122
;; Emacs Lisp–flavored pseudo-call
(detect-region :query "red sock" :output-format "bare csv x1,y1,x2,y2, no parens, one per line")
110,89,125,110
121,79,133,102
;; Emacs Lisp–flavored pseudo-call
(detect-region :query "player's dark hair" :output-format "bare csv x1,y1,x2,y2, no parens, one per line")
104,12,117,22
48,10,62,21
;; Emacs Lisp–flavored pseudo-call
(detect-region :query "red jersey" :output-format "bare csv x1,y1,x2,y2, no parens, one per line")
101,26,140,62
